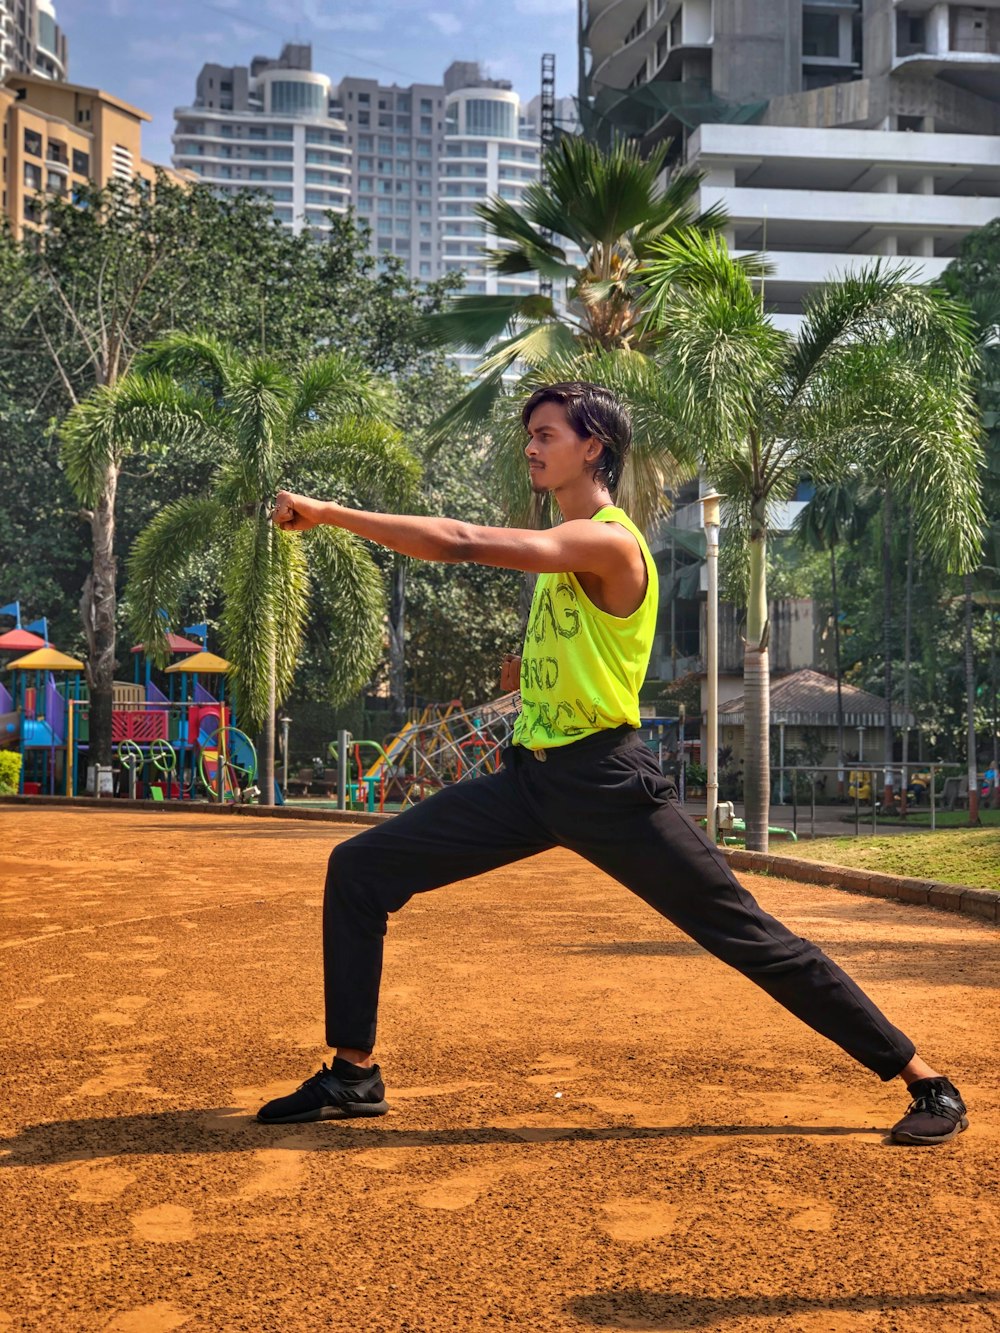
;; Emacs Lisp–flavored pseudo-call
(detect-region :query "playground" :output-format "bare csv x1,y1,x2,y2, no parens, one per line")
3,805,999,1333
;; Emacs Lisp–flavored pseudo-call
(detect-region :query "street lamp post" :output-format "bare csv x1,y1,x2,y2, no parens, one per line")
702,491,722,843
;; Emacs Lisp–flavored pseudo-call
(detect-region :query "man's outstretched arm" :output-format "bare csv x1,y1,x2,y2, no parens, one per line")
272,491,634,578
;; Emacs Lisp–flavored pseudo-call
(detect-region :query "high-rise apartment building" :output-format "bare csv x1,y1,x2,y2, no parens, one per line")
1,73,186,238
335,74,445,277
440,64,541,294
0,0,67,84
172,44,351,234
580,1,1000,323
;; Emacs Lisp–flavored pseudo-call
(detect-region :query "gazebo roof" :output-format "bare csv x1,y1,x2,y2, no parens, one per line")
130,632,204,655
0,629,47,652
164,651,232,675
718,668,915,729
6,647,84,671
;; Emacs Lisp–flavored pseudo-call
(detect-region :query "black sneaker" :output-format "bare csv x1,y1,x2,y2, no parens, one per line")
257,1061,389,1124
890,1077,968,1145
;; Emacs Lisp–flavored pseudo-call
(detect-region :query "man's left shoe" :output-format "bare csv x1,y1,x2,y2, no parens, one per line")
890,1077,968,1145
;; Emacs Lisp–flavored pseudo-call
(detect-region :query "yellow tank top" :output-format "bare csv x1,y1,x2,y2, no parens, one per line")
512,505,658,750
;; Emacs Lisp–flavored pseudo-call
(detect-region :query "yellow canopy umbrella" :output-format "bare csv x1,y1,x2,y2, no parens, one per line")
164,651,233,674
6,647,85,671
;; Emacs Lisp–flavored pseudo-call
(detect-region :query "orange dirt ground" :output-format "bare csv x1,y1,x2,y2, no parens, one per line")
2,806,999,1333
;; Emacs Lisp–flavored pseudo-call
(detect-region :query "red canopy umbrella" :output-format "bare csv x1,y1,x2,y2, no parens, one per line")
0,628,47,652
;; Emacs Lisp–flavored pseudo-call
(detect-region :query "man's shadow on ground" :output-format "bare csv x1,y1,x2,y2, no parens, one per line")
0,1110,889,1167
568,1288,1000,1329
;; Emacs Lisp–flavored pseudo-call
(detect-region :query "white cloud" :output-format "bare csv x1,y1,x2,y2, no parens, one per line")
513,0,575,12
427,10,463,36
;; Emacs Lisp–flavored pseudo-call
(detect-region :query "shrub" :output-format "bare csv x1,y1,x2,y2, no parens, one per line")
0,750,22,795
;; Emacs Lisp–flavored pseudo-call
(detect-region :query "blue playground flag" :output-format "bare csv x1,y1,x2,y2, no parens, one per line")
0,601,20,625
24,617,48,643
184,622,209,645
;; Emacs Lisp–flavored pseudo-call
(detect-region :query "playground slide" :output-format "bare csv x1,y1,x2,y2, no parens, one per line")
22,717,59,747
364,720,418,781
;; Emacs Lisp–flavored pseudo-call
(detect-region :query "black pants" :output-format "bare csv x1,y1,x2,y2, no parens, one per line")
322,726,915,1080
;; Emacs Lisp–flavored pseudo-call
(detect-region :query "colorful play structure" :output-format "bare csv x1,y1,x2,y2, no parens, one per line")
0,603,258,802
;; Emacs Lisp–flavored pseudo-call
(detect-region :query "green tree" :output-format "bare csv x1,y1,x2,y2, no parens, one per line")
423,134,727,437
61,333,419,799
638,231,983,850
0,186,459,758
794,480,870,797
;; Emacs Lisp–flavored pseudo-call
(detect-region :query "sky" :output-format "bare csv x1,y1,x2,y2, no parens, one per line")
56,0,580,167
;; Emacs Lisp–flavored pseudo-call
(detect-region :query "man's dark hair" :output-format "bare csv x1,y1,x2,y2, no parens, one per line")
521,381,632,492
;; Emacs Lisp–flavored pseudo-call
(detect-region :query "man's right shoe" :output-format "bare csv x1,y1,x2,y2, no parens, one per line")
890,1077,968,1145
257,1061,389,1124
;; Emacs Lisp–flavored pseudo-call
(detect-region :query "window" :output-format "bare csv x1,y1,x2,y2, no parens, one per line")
395,198,410,215
397,96,410,112
396,219,410,236
378,136,393,153
271,80,325,114
420,241,431,254
420,116,433,133
221,124,234,138
359,176,374,191
23,128,42,157
306,170,331,184
379,115,392,129
802,11,841,58
306,189,330,203
419,221,431,237
72,148,90,176
24,162,42,189
420,98,432,113
358,156,373,171
358,92,370,103
464,98,515,138
395,181,411,195
396,161,410,177
396,140,411,158
271,147,294,161
267,187,293,202
358,134,373,150
396,116,411,133
358,112,370,126
378,158,393,175
416,139,432,158
359,195,373,210
415,201,431,216
270,168,294,181
271,126,294,141
378,199,392,215
378,98,389,111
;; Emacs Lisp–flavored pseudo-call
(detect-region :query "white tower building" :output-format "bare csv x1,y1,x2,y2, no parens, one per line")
172,44,351,235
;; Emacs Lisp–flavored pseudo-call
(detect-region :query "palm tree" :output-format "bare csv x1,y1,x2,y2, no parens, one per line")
794,480,868,798
423,134,728,439
62,333,419,802
637,230,984,851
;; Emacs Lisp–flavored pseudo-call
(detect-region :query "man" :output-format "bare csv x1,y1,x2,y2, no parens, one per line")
259,381,967,1147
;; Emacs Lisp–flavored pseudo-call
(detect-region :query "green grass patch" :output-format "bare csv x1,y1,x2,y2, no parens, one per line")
873,808,1000,829
789,829,1000,891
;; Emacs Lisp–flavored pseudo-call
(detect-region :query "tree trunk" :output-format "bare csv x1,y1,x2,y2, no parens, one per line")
900,516,914,817
830,546,845,800
991,601,999,810
743,506,770,852
882,484,895,813
80,470,119,775
388,558,407,732
964,572,980,826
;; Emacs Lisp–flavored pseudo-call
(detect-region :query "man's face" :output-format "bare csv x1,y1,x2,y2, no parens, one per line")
524,401,599,494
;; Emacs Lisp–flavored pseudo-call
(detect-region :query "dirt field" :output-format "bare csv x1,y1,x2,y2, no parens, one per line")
2,806,999,1333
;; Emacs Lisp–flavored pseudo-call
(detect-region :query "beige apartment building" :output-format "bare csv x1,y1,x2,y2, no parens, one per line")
2,72,187,237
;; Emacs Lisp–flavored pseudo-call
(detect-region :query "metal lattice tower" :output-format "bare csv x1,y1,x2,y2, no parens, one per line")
539,52,556,299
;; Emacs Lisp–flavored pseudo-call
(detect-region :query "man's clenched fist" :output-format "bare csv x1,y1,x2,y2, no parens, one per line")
273,491,322,532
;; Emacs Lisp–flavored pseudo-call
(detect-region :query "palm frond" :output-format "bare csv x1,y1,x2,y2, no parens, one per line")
61,373,220,506
272,530,311,708
423,374,508,456
791,262,977,398
133,330,240,400
290,417,422,511
287,351,397,434
305,526,387,705
220,513,282,731
416,293,546,353
226,357,294,505
126,496,229,665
